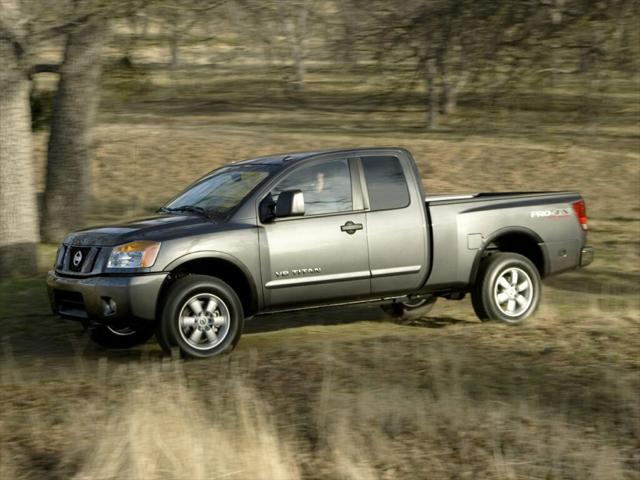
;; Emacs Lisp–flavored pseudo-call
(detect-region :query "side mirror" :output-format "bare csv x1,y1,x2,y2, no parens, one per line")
275,190,305,218
259,193,277,223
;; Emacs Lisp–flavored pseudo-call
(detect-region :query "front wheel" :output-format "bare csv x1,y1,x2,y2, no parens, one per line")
157,275,244,358
90,323,155,349
471,253,541,324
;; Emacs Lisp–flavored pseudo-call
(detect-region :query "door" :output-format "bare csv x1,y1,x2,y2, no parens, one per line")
259,157,370,308
360,155,429,295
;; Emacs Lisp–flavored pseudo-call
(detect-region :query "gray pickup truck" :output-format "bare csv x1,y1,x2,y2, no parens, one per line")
47,148,593,358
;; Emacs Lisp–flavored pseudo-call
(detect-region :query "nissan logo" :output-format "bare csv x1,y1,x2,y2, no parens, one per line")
73,250,83,267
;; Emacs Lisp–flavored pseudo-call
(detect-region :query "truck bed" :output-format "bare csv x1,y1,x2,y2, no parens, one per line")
425,191,578,204
423,190,585,290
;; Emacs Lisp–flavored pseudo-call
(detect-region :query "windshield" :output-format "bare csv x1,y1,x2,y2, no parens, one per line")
164,164,276,218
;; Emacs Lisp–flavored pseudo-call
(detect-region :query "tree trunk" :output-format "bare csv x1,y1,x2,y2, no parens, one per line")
338,0,356,68
169,32,179,68
441,70,468,115
0,1,40,275
168,12,182,69
436,52,448,115
124,13,141,62
285,1,309,93
41,19,107,243
292,42,305,92
424,59,438,130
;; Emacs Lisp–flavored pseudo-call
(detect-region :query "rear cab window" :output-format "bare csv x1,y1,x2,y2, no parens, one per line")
360,156,410,211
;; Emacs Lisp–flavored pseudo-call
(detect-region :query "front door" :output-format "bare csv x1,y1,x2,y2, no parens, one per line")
259,157,370,308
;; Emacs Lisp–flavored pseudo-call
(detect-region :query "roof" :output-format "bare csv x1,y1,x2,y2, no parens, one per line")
233,147,404,166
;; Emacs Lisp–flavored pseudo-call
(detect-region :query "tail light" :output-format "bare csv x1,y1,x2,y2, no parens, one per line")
572,200,588,231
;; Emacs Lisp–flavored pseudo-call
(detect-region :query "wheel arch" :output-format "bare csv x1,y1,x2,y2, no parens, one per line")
159,252,260,318
469,227,548,286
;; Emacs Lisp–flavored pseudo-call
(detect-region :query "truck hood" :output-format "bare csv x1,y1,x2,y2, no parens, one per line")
63,214,217,247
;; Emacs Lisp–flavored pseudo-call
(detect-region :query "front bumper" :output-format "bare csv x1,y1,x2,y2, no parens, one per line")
47,271,168,324
580,246,594,267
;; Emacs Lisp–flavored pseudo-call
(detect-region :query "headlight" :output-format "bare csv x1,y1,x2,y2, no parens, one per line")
107,241,161,269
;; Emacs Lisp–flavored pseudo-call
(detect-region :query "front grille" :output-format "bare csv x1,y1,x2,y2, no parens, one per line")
53,290,88,318
59,246,101,275
68,246,91,272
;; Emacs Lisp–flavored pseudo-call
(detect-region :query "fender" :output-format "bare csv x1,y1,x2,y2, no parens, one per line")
163,250,262,311
468,226,549,286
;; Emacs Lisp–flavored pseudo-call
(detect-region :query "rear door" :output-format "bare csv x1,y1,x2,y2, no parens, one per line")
259,157,371,308
359,154,429,295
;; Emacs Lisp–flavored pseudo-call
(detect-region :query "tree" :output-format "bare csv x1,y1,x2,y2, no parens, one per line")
0,0,40,275
282,0,311,92
148,0,224,69
41,14,108,242
40,1,229,241
233,0,314,93
353,0,558,129
363,0,509,129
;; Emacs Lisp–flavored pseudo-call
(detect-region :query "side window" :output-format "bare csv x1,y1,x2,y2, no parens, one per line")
361,156,410,211
272,159,353,216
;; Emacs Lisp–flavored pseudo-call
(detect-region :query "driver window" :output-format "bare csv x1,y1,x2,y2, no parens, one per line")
272,159,353,216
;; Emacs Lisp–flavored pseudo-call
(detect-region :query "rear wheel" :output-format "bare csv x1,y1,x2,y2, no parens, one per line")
381,297,437,321
90,323,155,349
471,253,541,324
157,275,244,358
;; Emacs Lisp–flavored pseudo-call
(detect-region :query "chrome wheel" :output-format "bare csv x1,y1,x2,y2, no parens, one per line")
493,267,533,317
401,297,430,309
107,325,137,336
92,323,155,349
178,293,230,350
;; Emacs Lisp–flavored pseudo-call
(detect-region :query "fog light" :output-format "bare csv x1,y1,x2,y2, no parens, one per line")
102,297,117,316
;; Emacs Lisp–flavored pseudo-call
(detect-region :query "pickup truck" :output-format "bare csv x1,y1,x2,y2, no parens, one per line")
47,148,594,358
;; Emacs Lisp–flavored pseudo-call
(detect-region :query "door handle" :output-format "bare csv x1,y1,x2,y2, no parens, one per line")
340,221,363,235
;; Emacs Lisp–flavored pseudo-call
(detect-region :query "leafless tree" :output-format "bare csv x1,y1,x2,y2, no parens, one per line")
148,0,224,69
282,0,311,91
352,0,628,129
0,0,40,274
41,12,108,242
233,0,314,92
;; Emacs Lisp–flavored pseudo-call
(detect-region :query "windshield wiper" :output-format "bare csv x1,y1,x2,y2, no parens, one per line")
158,205,213,219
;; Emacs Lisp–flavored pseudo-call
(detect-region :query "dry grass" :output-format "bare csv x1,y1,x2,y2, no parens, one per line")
70,375,300,480
3,66,639,479
1,342,637,480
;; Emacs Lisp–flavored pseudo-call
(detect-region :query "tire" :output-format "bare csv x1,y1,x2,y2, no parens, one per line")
90,323,155,349
154,291,173,354
471,253,541,324
157,275,244,358
381,297,437,321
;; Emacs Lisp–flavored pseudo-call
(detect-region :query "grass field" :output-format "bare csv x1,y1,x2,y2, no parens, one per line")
2,65,639,479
